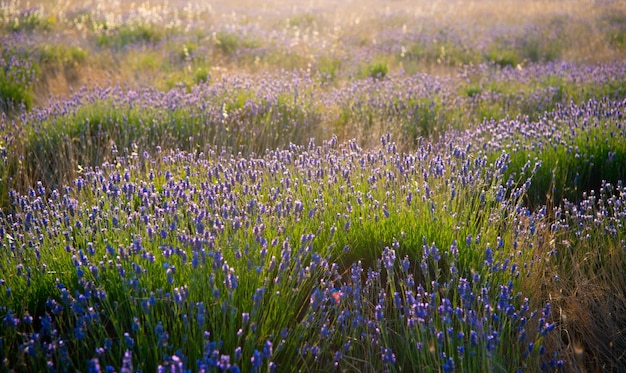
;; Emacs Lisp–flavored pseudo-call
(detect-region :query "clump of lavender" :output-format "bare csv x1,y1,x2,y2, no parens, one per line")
0,128,578,371
0,35,38,112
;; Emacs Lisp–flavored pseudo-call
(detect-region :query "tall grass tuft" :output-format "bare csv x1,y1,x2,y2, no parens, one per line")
97,22,164,49
520,182,626,371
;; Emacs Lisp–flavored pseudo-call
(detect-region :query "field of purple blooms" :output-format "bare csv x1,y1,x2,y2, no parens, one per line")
1,0,626,372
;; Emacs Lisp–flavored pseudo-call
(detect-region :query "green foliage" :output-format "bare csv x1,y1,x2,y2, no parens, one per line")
0,76,33,112
486,47,521,68
286,13,318,29
401,41,429,64
37,43,88,83
193,66,210,84
498,122,626,208
601,10,626,49
160,64,211,90
399,36,479,74
97,22,163,49
316,57,341,82
608,27,626,48
486,22,564,67
464,85,482,98
0,135,554,371
179,42,198,61
39,44,88,66
516,34,561,63
363,60,388,80
127,50,162,71
403,98,441,141
1,8,54,33
215,31,242,56
0,44,37,114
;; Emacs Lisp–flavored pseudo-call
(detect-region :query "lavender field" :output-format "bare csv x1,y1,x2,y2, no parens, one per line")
1,0,626,372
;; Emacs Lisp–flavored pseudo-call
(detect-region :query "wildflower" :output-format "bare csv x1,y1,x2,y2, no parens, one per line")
382,247,396,272
242,313,250,327
251,349,262,371
437,331,445,345
442,354,455,372
74,326,86,341
469,330,478,347
263,340,273,359
23,314,33,325
484,245,494,266
156,321,168,348
381,347,396,364
376,304,384,321
123,333,134,349
121,350,133,373
88,358,101,373
3,310,19,328
253,288,265,309
217,355,231,371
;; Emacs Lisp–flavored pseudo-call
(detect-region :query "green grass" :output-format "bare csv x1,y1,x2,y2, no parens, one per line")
520,184,626,371
399,38,479,73
39,44,88,67
494,118,626,208
315,56,342,82
601,10,626,49
97,22,164,49
362,60,389,80
215,31,241,56
213,30,261,59
1,8,55,33
0,76,33,112
485,46,522,68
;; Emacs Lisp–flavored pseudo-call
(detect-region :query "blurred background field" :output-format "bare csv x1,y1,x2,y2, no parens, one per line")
2,0,626,105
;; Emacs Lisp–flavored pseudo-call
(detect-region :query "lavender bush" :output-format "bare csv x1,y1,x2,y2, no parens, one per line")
0,134,560,371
